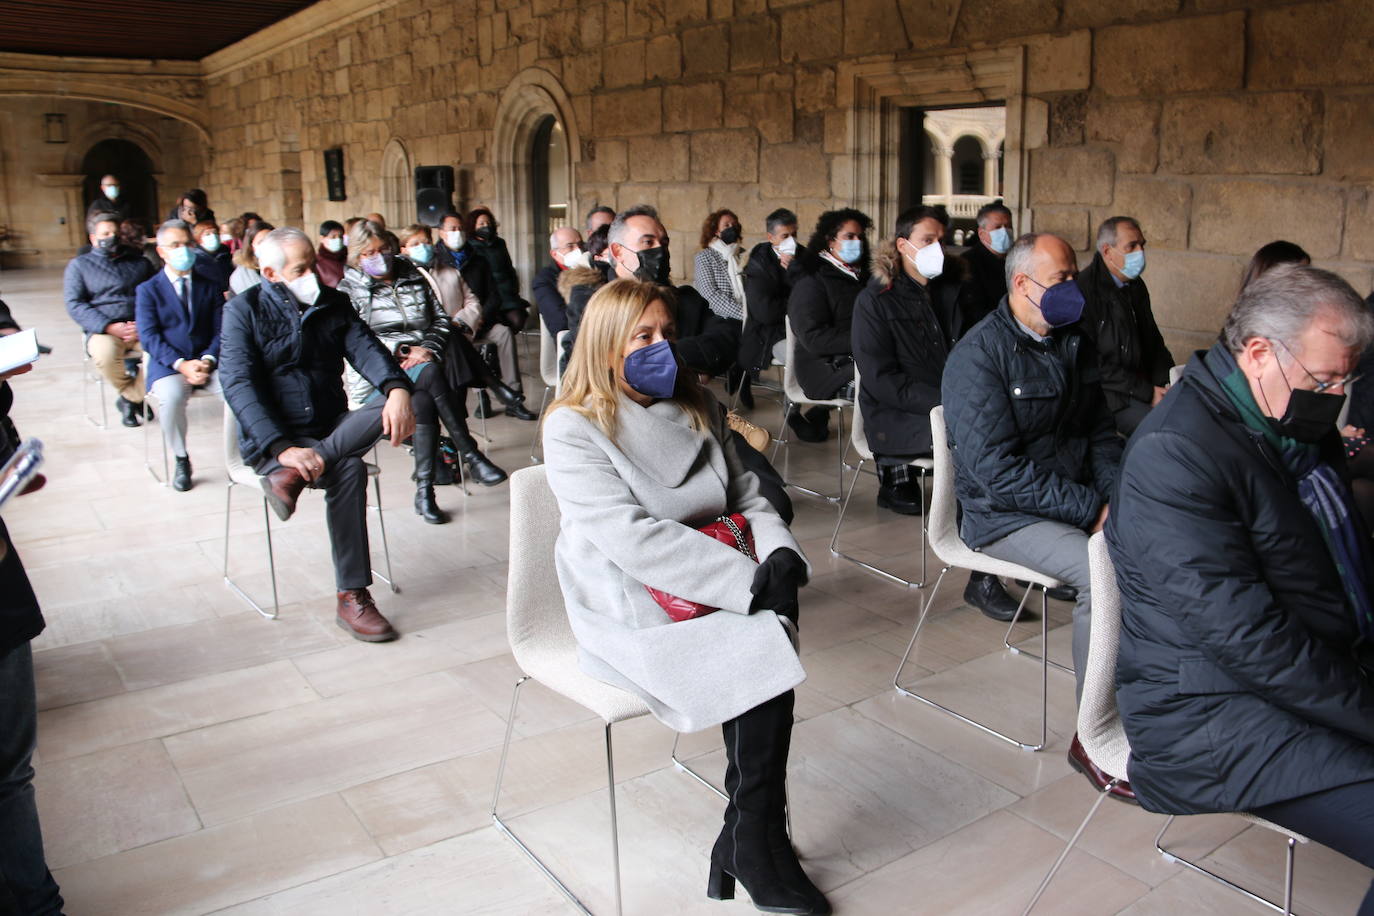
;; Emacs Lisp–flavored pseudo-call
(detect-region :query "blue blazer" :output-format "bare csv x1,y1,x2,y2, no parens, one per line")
135,268,224,385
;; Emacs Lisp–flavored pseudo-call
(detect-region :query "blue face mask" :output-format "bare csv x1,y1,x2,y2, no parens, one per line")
987,227,1012,254
622,339,678,400
837,238,863,264
407,243,433,266
1027,277,1086,328
166,245,196,272
1120,249,1146,279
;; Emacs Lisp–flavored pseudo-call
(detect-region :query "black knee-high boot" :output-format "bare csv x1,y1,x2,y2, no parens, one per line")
410,424,449,524
708,691,830,915
432,389,508,487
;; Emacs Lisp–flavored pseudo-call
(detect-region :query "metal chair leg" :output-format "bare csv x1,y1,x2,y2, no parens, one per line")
670,732,727,801
895,574,1050,751
1155,816,1299,914
604,722,624,916
1003,586,1075,675
529,385,553,464
1022,779,1117,914
829,458,929,590
83,353,108,429
368,473,399,593
222,483,281,620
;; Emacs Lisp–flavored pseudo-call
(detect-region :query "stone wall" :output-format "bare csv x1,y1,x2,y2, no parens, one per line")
4,0,1374,355
0,98,205,268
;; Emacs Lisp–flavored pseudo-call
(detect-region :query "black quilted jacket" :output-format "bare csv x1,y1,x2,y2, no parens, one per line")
63,248,155,334
941,298,1122,549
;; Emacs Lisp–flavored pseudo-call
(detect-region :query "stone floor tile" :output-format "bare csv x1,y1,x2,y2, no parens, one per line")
33,640,125,710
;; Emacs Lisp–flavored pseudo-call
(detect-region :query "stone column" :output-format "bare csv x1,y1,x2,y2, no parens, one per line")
936,146,954,199
984,149,1001,198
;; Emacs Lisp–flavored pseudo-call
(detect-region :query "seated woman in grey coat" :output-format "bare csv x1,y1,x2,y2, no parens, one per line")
542,278,828,916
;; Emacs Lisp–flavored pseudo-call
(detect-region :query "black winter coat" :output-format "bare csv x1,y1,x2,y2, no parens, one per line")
469,235,528,316
63,247,155,334
220,281,410,468
788,256,863,400
852,265,963,457
1108,343,1374,814
959,241,1007,328
740,241,801,371
673,284,741,378
1077,253,1174,417
0,518,43,653
942,299,1122,549
532,263,567,334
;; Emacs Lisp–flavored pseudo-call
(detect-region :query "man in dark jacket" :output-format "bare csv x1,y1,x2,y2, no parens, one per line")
959,200,1013,328
1077,216,1173,436
532,226,584,335
740,207,801,376
220,227,416,643
64,212,155,427
1110,265,1374,911
85,173,128,225
853,206,1024,621
943,233,1122,706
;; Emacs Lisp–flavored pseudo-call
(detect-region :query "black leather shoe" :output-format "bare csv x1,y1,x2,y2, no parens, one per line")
786,408,827,443
172,456,192,492
1017,579,1078,602
413,485,449,524
116,396,142,427
964,572,1037,622
502,399,538,421
876,465,922,515
461,448,508,487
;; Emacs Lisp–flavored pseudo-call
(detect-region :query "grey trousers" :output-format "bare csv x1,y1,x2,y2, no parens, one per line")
149,371,221,458
981,519,1092,701
252,404,385,590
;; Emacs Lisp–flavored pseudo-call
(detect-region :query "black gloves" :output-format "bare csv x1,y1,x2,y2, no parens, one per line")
749,547,808,622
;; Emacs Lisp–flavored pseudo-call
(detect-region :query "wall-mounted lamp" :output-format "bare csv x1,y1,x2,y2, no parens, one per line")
43,113,67,144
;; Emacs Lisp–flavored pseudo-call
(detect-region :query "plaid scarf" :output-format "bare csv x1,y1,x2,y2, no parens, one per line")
1217,351,1374,639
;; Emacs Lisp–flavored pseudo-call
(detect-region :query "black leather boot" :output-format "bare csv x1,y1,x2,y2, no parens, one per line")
489,380,537,421
708,692,830,915
411,424,450,524
963,572,1037,622
786,408,826,443
875,464,923,516
473,390,494,420
116,396,142,427
433,391,508,487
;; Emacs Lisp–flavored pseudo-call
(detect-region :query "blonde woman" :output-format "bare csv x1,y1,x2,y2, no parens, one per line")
542,278,828,915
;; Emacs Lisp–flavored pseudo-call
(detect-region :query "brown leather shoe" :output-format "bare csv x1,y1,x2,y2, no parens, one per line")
261,467,307,521
336,588,399,642
1068,733,1137,804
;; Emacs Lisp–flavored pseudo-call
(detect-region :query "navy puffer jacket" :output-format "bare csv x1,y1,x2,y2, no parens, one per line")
941,298,1122,549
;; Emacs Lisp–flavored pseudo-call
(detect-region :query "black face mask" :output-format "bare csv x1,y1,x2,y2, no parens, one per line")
719,226,740,246
1273,387,1345,444
474,226,495,241
96,236,118,254
631,246,671,285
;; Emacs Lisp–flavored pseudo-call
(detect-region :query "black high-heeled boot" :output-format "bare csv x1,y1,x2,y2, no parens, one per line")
707,691,830,915
488,380,537,421
433,390,508,487
410,424,450,524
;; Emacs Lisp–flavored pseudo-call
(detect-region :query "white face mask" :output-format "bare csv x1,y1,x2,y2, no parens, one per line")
219,233,233,244
323,236,345,253
285,271,321,306
444,230,464,249
774,236,797,257
561,249,591,270
902,239,945,280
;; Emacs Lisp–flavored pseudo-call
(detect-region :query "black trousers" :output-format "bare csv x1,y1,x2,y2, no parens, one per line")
253,403,390,590
1252,779,1374,915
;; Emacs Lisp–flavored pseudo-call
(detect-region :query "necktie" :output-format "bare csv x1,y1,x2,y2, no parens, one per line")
177,276,191,318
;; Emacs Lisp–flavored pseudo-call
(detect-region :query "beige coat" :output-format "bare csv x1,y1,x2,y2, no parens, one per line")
542,396,807,732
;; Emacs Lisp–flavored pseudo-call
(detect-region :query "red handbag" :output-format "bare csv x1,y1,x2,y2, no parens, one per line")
646,514,757,622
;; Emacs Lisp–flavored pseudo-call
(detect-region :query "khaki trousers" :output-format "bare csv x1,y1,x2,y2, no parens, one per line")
85,334,144,403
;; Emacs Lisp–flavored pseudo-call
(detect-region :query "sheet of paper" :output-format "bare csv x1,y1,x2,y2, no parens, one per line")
0,328,39,376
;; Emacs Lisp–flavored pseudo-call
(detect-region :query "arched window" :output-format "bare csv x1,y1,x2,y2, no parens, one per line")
952,135,985,195
380,138,411,228
530,116,570,271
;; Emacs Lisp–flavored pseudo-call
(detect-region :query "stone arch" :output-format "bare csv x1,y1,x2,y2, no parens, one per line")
492,67,581,291
0,78,209,144
380,137,412,226
951,135,986,195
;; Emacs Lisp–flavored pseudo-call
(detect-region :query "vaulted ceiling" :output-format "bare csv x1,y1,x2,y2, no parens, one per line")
0,0,320,61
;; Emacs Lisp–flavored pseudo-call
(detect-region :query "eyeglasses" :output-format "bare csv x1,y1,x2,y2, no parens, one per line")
1271,338,1362,393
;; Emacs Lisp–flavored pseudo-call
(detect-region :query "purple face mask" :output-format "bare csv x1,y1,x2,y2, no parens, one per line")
622,339,678,400
360,251,392,278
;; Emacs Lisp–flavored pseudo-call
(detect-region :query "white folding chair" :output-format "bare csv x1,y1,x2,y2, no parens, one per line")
1024,533,1308,915
829,373,931,588
893,405,1066,751
141,353,218,485
221,406,397,619
80,332,110,429
528,324,565,463
495,466,772,916
771,317,853,503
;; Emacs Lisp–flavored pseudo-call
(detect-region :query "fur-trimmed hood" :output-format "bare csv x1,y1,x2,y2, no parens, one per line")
557,265,605,298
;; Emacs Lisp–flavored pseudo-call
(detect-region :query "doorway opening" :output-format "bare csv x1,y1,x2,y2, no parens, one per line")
81,138,157,229
529,116,569,273
897,103,1006,245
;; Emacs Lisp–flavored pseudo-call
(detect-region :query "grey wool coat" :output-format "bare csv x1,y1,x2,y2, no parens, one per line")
542,395,807,733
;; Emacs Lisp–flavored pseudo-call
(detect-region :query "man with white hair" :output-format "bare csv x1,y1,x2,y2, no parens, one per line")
134,220,225,491
1110,265,1374,908
219,227,415,642
532,226,586,335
